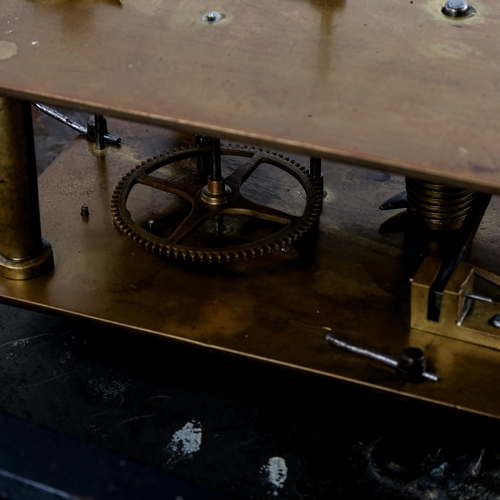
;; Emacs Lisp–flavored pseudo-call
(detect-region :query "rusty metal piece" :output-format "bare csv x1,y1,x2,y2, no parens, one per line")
411,257,500,349
111,145,322,262
405,178,476,231
0,96,53,280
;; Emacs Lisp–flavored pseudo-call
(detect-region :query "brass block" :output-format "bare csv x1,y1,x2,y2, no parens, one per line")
411,256,500,350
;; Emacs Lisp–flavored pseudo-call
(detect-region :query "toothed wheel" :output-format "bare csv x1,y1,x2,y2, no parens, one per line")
111,145,322,263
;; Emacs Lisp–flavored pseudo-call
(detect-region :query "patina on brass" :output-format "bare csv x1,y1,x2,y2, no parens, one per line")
0,97,53,280
411,256,500,349
1,120,500,419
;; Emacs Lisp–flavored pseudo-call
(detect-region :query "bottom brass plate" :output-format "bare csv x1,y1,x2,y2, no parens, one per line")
2,120,500,419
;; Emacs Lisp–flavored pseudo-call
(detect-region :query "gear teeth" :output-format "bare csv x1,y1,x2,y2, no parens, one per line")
111,145,322,264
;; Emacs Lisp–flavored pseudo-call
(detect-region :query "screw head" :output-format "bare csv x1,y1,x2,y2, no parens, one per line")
202,11,222,23
442,0,475,17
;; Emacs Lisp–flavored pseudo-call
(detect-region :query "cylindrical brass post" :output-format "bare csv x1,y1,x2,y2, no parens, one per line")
0,96,53,279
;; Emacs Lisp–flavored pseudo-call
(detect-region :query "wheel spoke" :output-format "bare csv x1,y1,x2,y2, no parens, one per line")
225,195,299,225
167,207,211,244
225,154,264,188
138,173,202,200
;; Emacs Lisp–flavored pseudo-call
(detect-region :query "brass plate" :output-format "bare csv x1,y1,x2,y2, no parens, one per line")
2,120,500,418
0,1,500,191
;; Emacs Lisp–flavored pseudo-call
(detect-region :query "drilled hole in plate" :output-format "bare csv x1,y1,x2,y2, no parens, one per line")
126,183,192,240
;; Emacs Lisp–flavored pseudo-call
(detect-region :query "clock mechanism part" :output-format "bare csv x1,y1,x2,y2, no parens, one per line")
379,176,500,350
111,140,323,263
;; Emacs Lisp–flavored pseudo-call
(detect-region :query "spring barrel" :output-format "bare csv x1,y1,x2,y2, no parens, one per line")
405,178,475,231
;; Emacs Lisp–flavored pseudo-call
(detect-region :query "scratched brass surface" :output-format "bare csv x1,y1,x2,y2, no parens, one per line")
1,1,500,192
1,121,500,418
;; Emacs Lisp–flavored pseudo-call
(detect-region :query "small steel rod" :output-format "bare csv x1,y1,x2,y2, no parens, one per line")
94,114,106,150
33,103,121,145
33,102,86,135
195,135,210,180
310,157,322,180
210,138,222,181
325,333,398,367
324,333,439,382
310,156,324,190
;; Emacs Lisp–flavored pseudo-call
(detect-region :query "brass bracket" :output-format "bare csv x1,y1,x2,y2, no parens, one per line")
411,256,500,350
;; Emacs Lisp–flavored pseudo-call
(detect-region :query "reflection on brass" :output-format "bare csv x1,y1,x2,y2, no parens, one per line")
201,178,232,206
3,120,500,418
0,97,53,280
1,1,500,191
111,145,322,263
411,257,500,349
406,178,475,231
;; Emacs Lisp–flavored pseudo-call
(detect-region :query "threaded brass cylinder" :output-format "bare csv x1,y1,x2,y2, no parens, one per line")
405,178,475,231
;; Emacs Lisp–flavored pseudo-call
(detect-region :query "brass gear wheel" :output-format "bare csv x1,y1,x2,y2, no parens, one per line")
111,145,322,263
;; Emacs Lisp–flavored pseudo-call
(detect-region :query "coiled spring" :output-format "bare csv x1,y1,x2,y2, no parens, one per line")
405,178,475,231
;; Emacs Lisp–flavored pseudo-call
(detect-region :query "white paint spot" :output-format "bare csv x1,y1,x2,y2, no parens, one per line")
0,41,17,60
11,338,29,348
166,420,202,465
31,40,39,46
87,377,130,401
262,457,288,490
59,351,72,365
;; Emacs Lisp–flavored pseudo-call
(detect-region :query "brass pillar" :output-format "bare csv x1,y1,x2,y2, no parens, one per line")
0,96,53,279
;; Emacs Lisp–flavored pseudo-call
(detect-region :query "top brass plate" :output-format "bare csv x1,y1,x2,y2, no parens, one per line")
0,0,499,191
